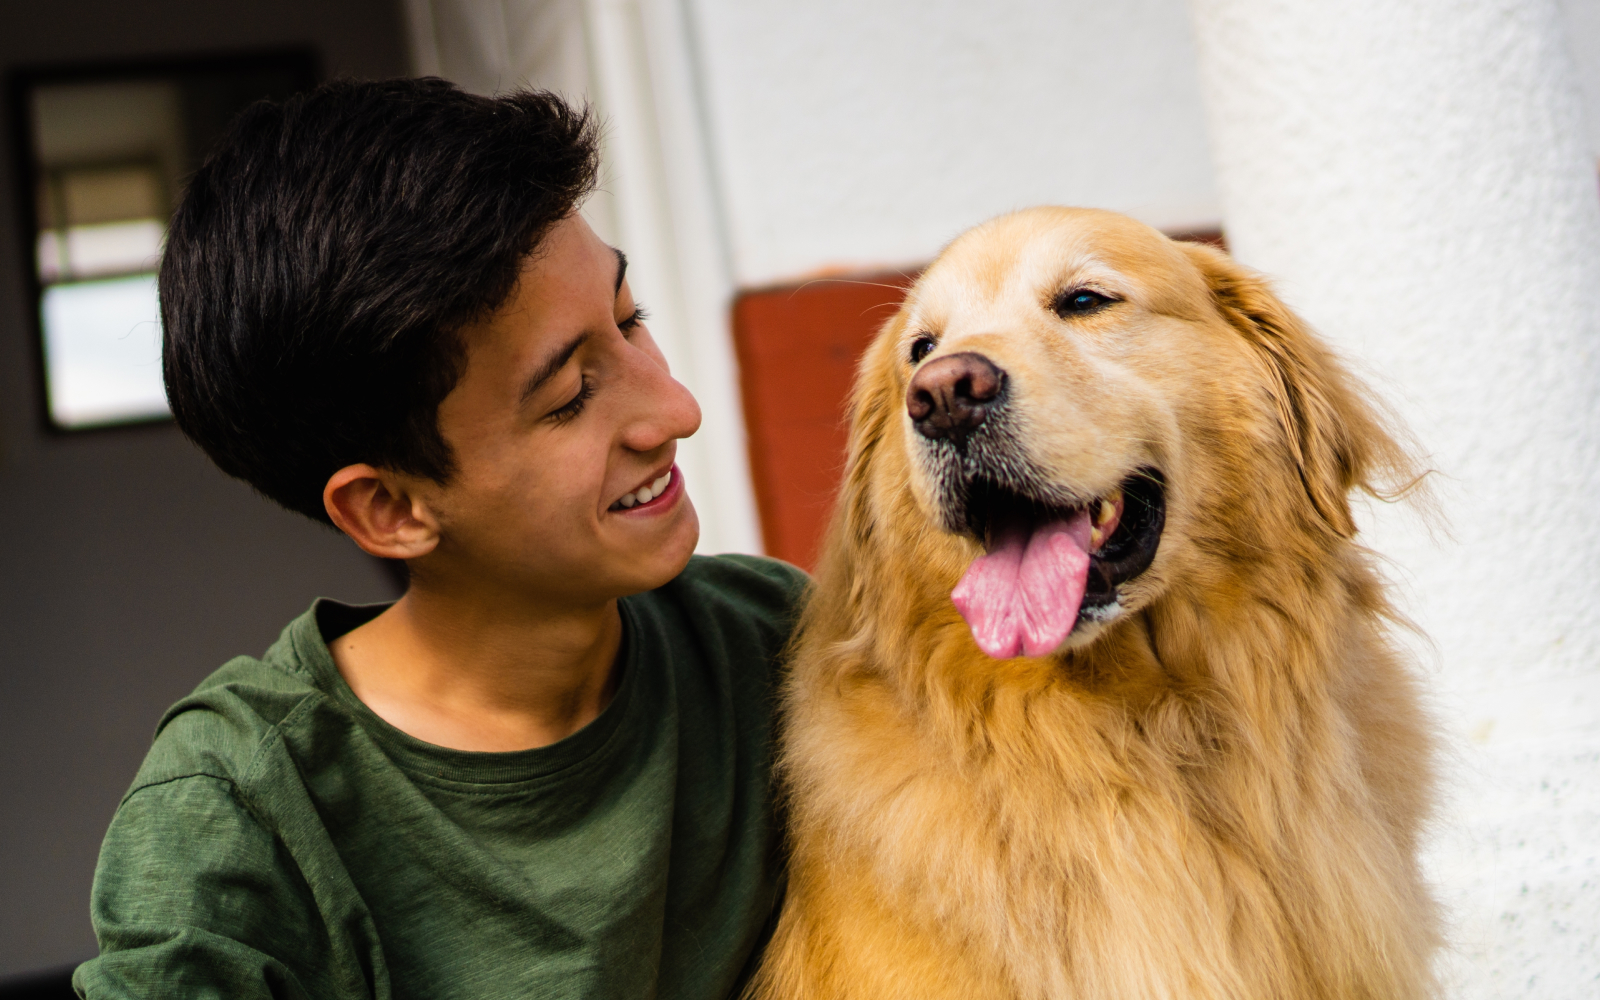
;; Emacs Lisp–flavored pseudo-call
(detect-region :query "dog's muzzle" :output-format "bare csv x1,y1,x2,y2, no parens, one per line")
907,351,1166,634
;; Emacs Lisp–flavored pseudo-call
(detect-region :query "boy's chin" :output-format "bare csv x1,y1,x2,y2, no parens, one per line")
616,499,700,594
656,502,701,579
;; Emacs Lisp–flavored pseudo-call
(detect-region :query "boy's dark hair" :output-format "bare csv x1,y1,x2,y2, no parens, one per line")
161,77,600,524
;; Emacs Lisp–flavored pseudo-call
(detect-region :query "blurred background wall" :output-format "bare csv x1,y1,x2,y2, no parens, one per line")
1,0,1598,995
0,0,407,982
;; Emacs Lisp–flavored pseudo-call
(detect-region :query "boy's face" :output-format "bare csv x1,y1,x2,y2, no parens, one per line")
413,213,703,606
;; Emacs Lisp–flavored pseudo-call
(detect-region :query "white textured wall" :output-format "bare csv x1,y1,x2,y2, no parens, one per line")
687,0,1221,285
1188,1,1600,996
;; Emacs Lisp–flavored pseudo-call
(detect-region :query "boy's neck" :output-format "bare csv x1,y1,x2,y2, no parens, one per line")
329,580,624,753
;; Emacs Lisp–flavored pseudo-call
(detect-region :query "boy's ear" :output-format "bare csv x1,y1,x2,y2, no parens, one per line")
323,464,441,560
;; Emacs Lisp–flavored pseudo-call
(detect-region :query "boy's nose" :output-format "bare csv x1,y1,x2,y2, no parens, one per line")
621,354,701,453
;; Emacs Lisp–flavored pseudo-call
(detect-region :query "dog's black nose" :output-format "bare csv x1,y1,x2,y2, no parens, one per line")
906,352,1007,444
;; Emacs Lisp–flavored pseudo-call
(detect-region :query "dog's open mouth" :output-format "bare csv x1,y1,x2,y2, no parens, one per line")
950,468,1165,658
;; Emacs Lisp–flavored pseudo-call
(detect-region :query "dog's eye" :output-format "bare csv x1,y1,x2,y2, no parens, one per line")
909,336,937,364
1054,289,1115,316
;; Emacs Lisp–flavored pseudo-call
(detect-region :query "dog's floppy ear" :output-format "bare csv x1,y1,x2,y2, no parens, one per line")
1180,243,1411,539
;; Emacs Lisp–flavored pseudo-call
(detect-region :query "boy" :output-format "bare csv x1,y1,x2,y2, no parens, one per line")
73,78,806,999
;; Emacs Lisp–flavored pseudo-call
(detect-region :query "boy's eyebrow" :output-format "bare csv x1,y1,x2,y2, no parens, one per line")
520,332,589,404
519,249,626,405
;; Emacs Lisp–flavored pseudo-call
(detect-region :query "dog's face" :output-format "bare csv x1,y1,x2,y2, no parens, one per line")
850,207,1378,657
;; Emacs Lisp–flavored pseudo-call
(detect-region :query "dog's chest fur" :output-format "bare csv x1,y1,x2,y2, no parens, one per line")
766,575,1436,1000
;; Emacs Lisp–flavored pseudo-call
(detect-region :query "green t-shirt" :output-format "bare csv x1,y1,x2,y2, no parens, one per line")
74,554,807,1000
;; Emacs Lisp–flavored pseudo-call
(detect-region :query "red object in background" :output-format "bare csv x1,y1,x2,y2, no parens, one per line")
730,231,1224,571
731,271,916,569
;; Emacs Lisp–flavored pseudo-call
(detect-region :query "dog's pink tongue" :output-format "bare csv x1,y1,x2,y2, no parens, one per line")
951,511,1093,659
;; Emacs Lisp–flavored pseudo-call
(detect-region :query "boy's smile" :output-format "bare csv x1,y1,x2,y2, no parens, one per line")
416,212,703,606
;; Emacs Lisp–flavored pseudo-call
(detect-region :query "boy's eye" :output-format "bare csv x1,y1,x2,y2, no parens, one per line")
620,303,649,332
548,375,594,423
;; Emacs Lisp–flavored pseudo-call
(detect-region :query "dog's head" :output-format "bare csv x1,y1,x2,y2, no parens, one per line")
831,207,1413,659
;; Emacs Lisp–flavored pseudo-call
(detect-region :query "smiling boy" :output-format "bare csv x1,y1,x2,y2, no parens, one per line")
73,79,806,999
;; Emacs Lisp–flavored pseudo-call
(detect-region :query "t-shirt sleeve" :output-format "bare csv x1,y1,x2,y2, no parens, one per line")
73,775,341,1000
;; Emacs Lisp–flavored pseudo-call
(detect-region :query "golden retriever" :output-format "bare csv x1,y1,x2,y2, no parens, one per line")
751,207,1439,999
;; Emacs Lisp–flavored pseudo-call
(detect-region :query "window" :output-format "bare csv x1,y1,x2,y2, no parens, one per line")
10,51,318,430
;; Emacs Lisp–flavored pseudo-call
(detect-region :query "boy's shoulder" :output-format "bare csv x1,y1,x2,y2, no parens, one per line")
128,608,331,800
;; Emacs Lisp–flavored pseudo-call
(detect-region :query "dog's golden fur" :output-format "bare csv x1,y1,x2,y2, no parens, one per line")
752,208,1439,999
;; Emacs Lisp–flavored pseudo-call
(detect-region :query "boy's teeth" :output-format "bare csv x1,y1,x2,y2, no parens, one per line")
617,470,673,510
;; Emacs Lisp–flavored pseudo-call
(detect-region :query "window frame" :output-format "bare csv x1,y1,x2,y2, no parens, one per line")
7,47,320,434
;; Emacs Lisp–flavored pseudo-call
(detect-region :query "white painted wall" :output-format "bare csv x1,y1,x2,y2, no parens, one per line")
1188,1,1600,997
688,0,1221,285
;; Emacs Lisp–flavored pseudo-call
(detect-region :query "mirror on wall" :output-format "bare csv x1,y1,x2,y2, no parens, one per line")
9,50,318,431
